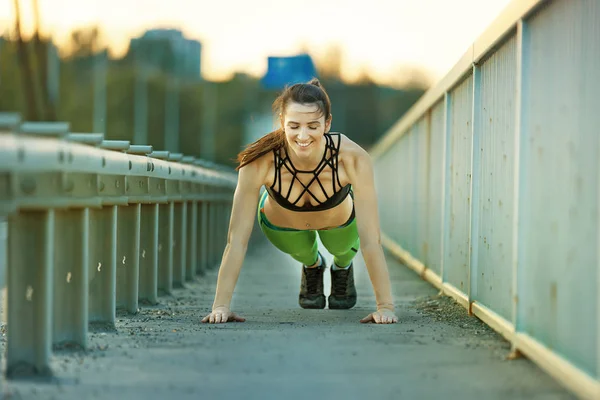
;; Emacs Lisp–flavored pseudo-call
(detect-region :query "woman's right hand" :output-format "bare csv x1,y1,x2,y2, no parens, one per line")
201,306,246,324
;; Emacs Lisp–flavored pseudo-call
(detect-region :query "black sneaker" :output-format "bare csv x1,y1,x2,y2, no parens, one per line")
328,263,357,309
299,255,326,309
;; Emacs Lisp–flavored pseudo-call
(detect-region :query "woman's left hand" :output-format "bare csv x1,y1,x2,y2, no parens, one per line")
360,309,398,324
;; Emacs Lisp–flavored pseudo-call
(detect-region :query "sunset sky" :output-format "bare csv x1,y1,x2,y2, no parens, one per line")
1,0,513,85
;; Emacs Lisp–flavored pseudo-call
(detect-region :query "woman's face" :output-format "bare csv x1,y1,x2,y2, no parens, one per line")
281,101,331,158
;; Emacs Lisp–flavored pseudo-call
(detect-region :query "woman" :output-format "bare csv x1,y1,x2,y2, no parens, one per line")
201,78,398,325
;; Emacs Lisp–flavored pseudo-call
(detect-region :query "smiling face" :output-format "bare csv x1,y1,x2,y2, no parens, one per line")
281,101,332,160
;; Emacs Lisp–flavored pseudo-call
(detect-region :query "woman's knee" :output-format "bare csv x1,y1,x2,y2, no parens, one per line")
292,240,320,265
319,228,359,266
320,239,352,255
318,227,359,254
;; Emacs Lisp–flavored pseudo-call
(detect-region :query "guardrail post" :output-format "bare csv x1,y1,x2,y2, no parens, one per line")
128,145,158,305
197,189,209,275
139,203,158,304
207,193,216,269
7,210,54,376
0,113,20,353
4,118,59,376
43,128,98,350
53,207,89,348
172,200,187,286
151,151,173,295
186,200,198,281
183,156,197,282
101,140,140,314
169,153,186,287
88,205,117,326
192,162,208,276
158,203,174,294
116,205,141,313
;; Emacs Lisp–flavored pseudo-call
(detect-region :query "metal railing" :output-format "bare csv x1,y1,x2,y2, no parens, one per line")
0,112,236,377
369,0,599,399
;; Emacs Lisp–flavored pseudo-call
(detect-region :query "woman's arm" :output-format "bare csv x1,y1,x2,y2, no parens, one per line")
204,161,264,322
346,146,397,322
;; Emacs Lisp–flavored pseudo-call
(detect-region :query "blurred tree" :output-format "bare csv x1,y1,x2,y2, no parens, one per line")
0,37,25,113
67,27,102,59
59,26,107,132
32,0,55,121
315,44,344,81
179,80,203,156
353,68,376,86
12,0,39,120
390,65,434,90
105,64,136,141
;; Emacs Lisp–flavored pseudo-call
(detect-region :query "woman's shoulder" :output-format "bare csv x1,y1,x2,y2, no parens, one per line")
330,132,371,165
330,133,372,185
237,150,274,187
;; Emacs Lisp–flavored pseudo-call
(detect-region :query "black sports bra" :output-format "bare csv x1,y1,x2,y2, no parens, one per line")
265,132,352,212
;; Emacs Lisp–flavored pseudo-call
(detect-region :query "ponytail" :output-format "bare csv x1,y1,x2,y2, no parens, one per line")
235,128,285,171
307,78,321,87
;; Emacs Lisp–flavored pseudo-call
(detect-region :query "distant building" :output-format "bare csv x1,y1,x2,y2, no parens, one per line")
129,29,202,80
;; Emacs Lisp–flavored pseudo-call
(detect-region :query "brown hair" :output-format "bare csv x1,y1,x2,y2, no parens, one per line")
235,78,331,171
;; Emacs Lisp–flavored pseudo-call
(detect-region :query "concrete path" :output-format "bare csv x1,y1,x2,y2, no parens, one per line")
1,237,576,400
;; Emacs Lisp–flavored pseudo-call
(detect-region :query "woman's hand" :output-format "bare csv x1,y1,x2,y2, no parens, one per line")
360,308,398,324
201,306,246,324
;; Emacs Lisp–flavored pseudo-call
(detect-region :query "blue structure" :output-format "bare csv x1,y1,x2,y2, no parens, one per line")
261,53,318,90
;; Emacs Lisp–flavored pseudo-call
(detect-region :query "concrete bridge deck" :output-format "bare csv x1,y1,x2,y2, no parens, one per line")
1,240,574,399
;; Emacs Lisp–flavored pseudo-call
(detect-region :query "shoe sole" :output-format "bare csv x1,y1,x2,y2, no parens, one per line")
299,295,326,309
328,296,357,310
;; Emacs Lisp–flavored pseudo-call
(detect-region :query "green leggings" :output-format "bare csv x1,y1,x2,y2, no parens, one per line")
257,190,360,267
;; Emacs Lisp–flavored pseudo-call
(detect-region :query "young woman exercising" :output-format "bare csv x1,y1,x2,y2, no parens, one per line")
202,79,398,325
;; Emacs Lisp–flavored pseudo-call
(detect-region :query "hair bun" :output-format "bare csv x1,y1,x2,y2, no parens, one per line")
308,78,321,87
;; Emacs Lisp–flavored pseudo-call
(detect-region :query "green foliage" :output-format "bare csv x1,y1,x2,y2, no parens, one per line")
178,81,202,156
58,60,94,132
0,38,25,113
105,65,136,141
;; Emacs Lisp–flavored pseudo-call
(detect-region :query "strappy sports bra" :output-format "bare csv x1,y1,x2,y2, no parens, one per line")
265,132,352,212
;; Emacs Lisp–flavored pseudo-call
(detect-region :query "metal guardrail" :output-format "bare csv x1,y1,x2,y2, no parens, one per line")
369,1,599,399
0,112,236,377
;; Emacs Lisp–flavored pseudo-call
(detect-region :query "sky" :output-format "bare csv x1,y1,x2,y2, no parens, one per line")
1,0,513,85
